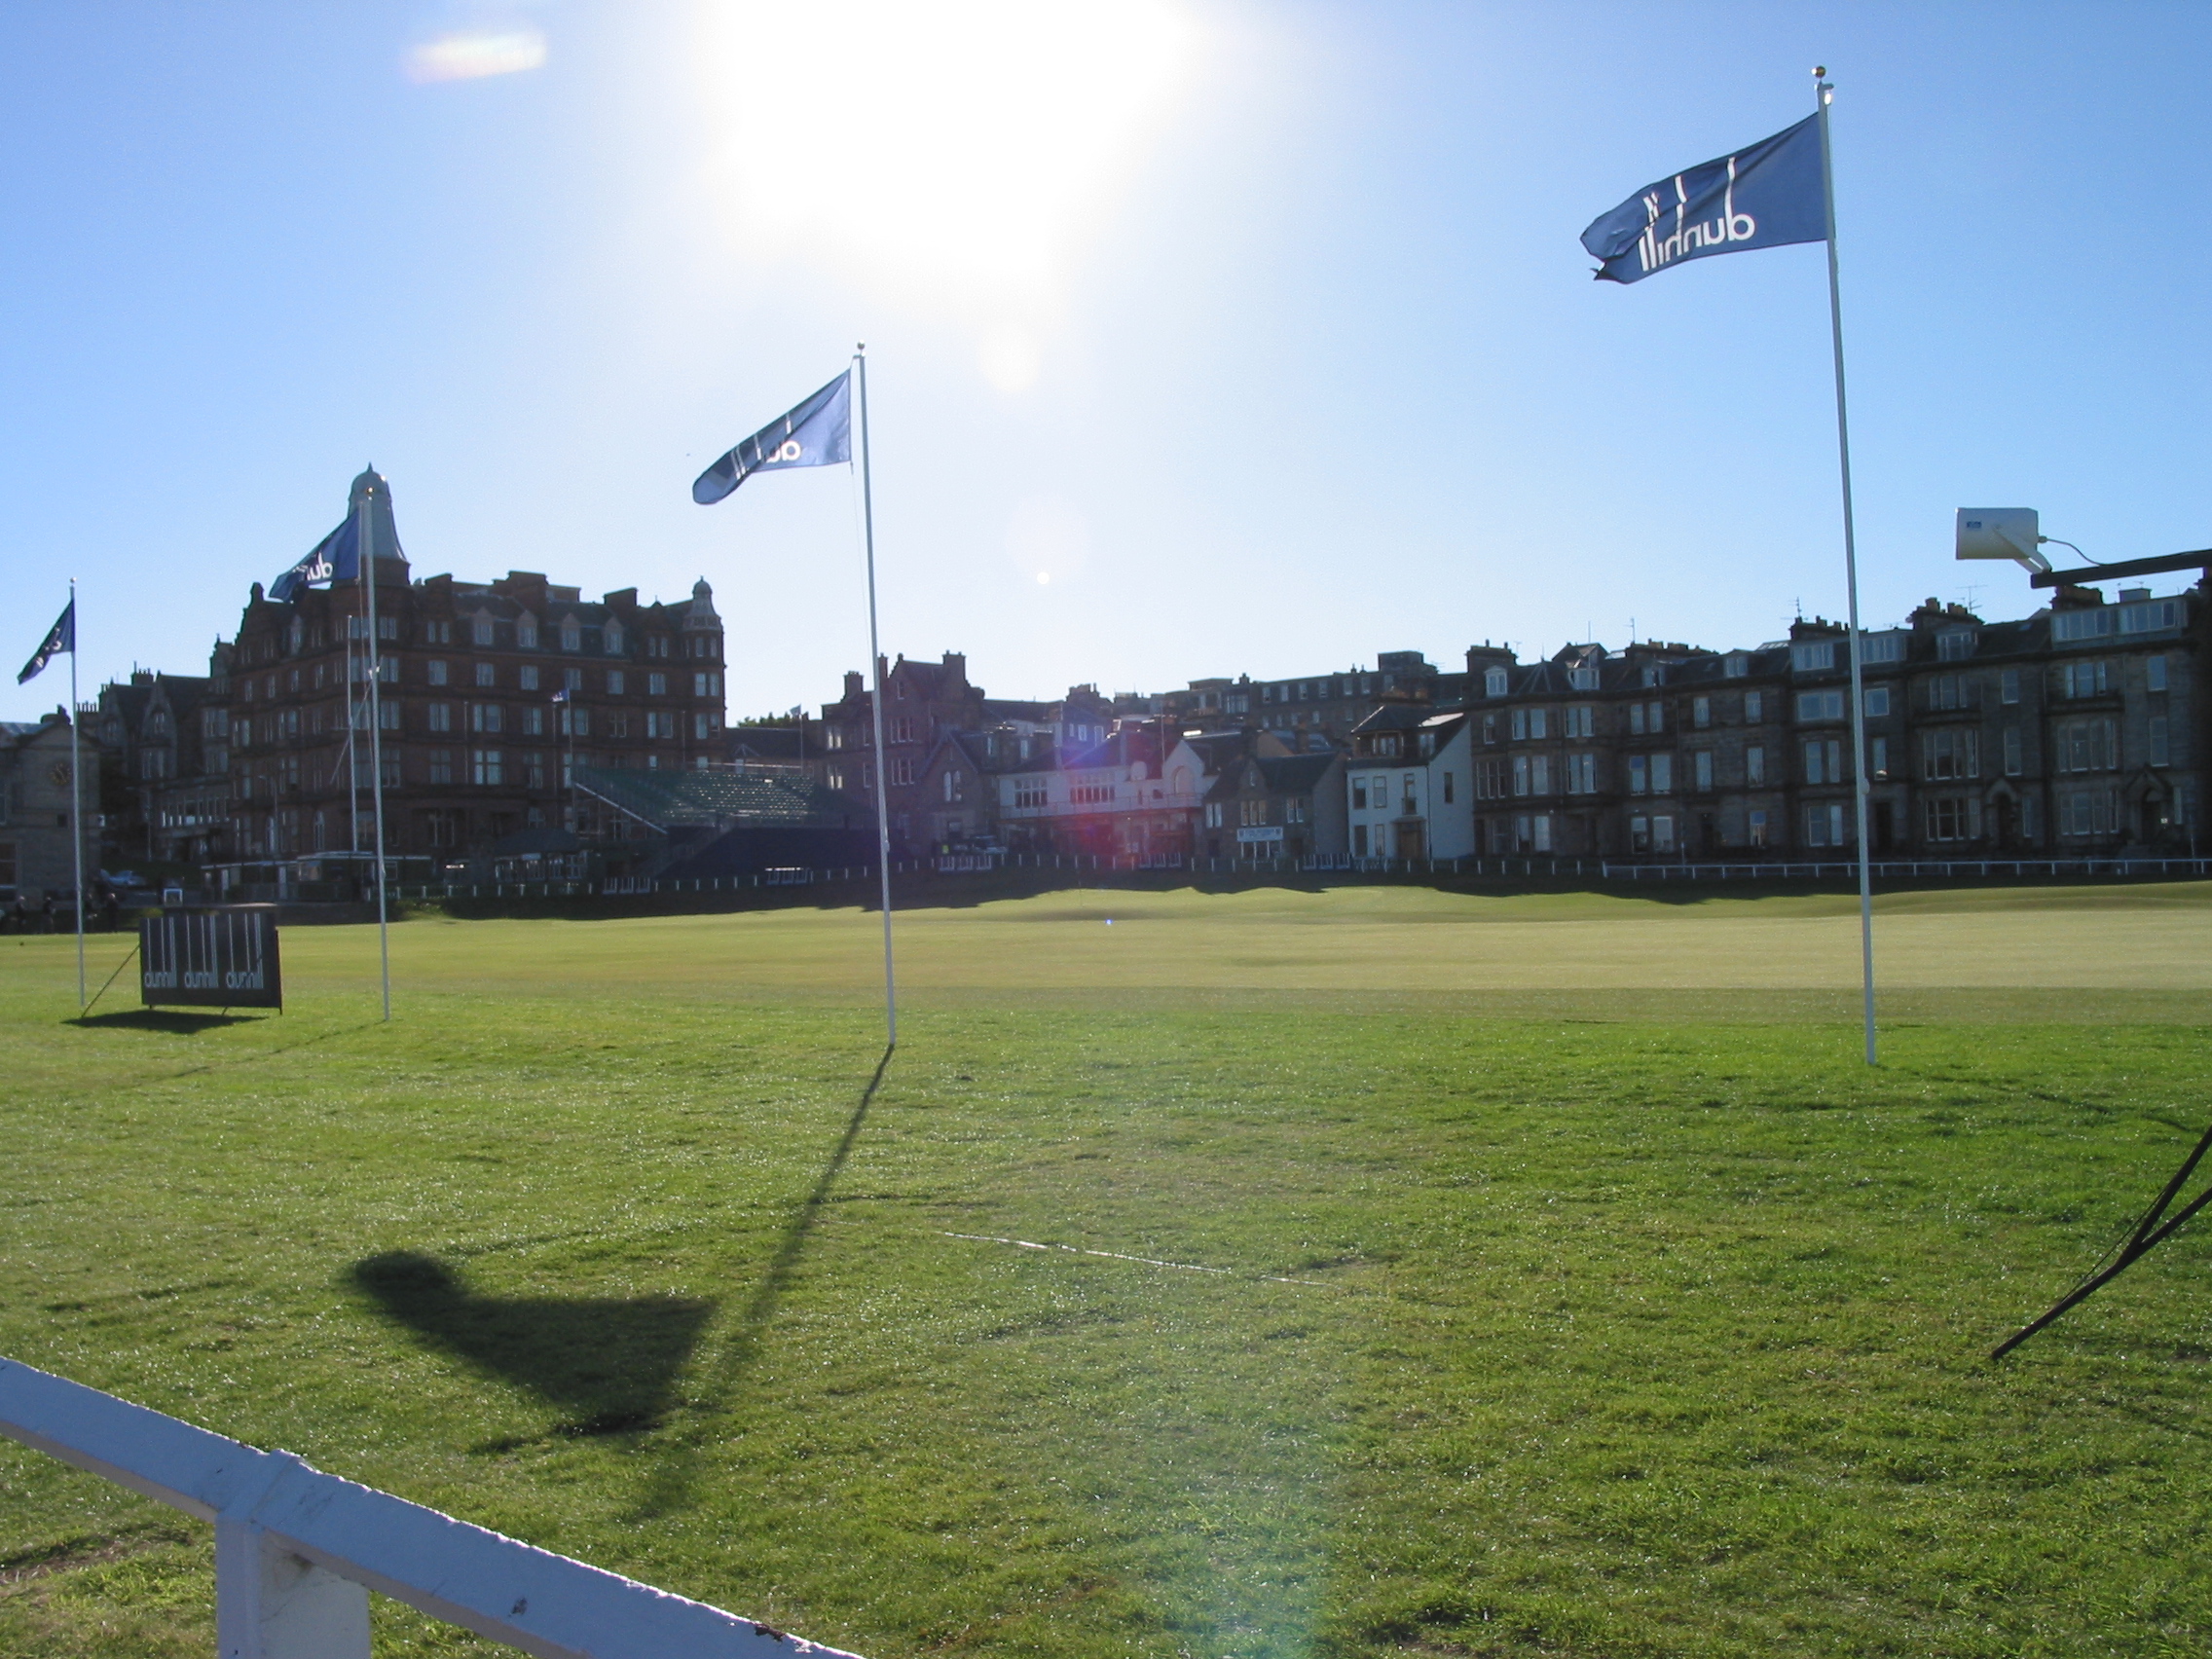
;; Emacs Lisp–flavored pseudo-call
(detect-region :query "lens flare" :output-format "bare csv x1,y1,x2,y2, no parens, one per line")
406,27,548,84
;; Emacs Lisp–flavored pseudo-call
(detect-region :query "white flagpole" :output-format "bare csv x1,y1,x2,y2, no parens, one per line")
1816,67,1876,1066
68,578,85,1011
360,476,392,1022
854,346,897,1049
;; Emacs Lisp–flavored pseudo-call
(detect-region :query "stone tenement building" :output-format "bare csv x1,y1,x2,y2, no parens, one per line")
130,552,725,865
1347,585,2203,861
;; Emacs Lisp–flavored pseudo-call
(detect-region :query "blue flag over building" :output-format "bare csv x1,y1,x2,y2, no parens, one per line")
692,372,852,505
16,598,74,685
1580,112,1826,284
271,519,357,603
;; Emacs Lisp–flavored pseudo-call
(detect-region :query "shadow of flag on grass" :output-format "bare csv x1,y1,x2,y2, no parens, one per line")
350,1252,714,1439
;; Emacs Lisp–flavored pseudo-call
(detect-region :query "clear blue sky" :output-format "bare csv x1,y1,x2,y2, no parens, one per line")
4,1,2206,724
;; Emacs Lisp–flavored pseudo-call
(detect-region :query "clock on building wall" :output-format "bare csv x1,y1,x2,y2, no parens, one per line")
48,760,71,788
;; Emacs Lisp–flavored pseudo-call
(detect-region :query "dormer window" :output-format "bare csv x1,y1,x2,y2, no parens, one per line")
1936,629,1977,661
516,616,538,649
560,619,581,651
604,620,624,654
472,618,496,646
1484,667,1508,697
1568,666,1599,691
1724,653,1749,678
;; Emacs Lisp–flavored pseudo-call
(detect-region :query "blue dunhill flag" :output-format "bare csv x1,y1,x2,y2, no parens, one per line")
1581,113,1826,284
17,598,73,684
692,372,852,505
271,519,358,603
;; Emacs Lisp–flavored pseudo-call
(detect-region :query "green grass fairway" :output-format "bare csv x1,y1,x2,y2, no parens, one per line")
4,882,2212,1656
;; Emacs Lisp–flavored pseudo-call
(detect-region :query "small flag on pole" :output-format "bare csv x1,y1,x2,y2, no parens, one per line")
551,688,570,703
1580,113,1825,284
17,598,74,684
692,372,853,504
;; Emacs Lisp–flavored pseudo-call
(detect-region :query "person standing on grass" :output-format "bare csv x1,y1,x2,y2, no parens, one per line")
100,888,120,933
40,892,55,933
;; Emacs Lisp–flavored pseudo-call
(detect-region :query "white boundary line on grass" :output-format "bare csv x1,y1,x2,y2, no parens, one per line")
942,1233,1324,1286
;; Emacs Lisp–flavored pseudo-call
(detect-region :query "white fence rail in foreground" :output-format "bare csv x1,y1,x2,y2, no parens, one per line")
0,1356,864,1659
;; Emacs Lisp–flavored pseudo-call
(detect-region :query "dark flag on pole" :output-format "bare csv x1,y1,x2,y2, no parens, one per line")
692,372,853,505
270,518,359,603
1580,113,1826,284
17,598,74,684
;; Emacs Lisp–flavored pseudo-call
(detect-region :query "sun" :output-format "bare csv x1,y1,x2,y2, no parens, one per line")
694,0,1198,317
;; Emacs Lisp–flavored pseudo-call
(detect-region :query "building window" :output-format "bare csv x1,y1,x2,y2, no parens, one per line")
1630,815,1650,852
1692,696,1711,728
1352,823,1368,855
1744,689,1764,721
519,665,538,691
564,669,582,692
428,703,453,733
1923,728,1977,780
522,707,544,736
891,757,917,787
1790,640,1837,672
1650,814,1675,852
1869,736,1889,777
1862,686,1890,718
427,659,448,686
605,622,624,654
561,623,581,651
1804,739,1844,785
1649,754,1673,793
424,620,451,645
2148,654,2169,693
1481,715,1497,745
608,670,626,695
1568,666,1599,691
2003,727,2023,776
517,621,537,649
1725,653,1749,679
1806,802,1849,846
648,673,668,697
2059,660,2110,699
475,662,496,688
1749,809,1768,846
1928,674,1969,712
1937,629,1977,661
1512,755,1530,796
1861,632,1906,664
1566,753,1596,794
2151,717,2171,767
469,619,494,646
2054,718,2118,773
470,704,503,734
1484,667,1508,697
1628,756,1646,795
1796,690,1845,721
2000,668,2020,705
2059,790,2118,836
1926,796,1980,842
1441,772,1454,805
1693,750,1714,791
890,718,916,744
1564,706,1595,738
471,748,503,785
1510,708,1548,740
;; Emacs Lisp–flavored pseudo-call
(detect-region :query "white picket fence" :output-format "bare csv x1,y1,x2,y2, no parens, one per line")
0,1356,864,1659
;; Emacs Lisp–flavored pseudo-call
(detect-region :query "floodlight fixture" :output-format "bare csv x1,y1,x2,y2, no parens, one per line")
1955,508,2052,575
